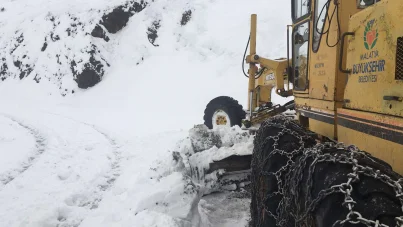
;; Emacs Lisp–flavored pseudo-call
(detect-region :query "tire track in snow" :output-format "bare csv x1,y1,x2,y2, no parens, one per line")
0,115,47,190
78,125,123,210
59,125,123,227
40,113,123,227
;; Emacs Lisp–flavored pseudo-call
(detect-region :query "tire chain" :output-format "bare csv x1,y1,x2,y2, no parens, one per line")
251,116,403,227
251,116,314,227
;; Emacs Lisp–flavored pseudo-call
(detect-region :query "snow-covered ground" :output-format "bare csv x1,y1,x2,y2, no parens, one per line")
0,0,290,226
0,109,252,227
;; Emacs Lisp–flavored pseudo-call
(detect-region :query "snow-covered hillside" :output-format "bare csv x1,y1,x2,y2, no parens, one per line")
0,0,291,226
0,0,291,135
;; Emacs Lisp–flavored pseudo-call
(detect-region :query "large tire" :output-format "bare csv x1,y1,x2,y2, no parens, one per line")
250,116,316,227
280,145,403,227
203,96,246,129
251,116,403,226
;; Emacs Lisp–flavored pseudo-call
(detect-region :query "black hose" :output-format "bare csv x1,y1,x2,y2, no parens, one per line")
315,0,341,48
316,0,331,34
255,67,266,79
242,35,251,78
242,35,266,79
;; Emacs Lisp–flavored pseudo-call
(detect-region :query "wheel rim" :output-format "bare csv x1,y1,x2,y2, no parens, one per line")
212,109,231,128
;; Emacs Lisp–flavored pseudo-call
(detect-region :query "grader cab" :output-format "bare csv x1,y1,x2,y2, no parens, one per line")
202,0,403,226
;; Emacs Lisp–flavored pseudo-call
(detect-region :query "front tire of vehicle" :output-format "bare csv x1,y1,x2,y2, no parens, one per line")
203,96,246,129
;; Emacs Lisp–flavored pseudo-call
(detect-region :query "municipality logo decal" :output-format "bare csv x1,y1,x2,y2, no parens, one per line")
364,19,378,50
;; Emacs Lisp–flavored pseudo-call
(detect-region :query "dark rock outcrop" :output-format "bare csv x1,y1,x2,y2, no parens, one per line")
41,40,48,52
81,0,149,89
10,33,24,54
180,10,192,26
72,45,107,89
74,60,103,89
12,55,33,80
97,0,147,34
50,32,60,42
1,0,149,93
33,74,40,83
147,20,161,46
0,58,8,81
91,25,110,42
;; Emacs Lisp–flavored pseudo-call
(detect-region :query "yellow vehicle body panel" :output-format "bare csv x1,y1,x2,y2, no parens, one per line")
309,118,334,140
246,0,403,174
295,0,403,173
345,0,403,117
337,108,403,175
295,97,336,138
306,0,359,101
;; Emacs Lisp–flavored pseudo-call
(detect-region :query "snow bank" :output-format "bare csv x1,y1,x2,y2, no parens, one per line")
184,124,252,156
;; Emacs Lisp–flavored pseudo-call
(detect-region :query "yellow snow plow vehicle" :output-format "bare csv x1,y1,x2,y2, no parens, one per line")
203,0,403,226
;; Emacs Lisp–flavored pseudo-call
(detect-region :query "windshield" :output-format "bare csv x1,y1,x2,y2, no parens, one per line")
293,0,311,21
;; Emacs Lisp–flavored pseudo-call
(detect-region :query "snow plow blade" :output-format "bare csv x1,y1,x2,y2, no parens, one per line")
185,124,253,192
206,154,252,174
189,154,252,192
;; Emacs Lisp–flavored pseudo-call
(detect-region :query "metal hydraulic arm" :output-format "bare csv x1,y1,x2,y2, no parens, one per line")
244,14,294,125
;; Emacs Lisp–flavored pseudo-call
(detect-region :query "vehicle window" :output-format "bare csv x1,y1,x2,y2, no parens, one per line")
293,0,311,21
313,0,329,52
293,22,310,90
